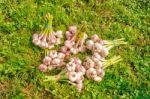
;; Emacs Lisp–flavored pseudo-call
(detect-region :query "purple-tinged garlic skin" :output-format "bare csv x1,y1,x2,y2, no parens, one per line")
43,56,52,65
95,61,103,69
70,48,78,54
57,53,65,59
69,26,77,33
96,69,105,77
52,58,61,65
65,40,74,48
39,64,47,72
66,62,76,72
93,42,103,52
92,56,99,63
68,72,78,82
86,68,97,79
91,34,100,42
83,57,95,69
93,52,102,60
66,31,74,40
100,47,109,57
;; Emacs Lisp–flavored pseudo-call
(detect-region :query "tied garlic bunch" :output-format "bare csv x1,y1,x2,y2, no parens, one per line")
83,55,105,82
32,13,63,49
83,55,122,82
66,58,86,92
86,34,127,57
61,22,88,55
39,50,65,72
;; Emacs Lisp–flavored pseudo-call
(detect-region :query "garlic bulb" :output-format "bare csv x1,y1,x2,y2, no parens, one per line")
86,68,97,79
91,34,100,42
52,58,61,65
100,47,109,57
43,56,51,65
39,64,47,72
66,62,76,72
94,42,102,52
86,40,94,50
68,72,78,82
69,26,77,33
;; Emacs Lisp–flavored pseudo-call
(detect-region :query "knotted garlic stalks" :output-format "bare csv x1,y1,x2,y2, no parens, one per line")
39,50,65,72
61,22,88,55
32,13,63,49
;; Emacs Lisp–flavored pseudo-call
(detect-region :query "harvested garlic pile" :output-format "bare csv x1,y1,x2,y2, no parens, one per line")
32,14,127,92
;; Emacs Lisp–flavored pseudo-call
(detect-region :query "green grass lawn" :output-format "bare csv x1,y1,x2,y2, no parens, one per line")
0,0,149,98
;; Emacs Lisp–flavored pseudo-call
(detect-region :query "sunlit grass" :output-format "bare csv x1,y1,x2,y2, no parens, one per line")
0,0,149,98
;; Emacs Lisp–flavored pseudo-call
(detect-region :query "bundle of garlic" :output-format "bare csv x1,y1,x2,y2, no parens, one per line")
61,22,88,55
86,34,127,57
39,50,65,72
83,55,122,82
32,13,63,49
66,58,86,92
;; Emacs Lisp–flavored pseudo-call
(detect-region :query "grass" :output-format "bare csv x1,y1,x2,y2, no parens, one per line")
0,0,149,98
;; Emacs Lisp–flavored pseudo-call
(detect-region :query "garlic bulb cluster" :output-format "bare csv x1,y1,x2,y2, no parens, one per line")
61,23,88,55
66,58,85,92
33,16,127,92
32,13,63,49
86,34,110,57
83,56,105,82
39,50,65,72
